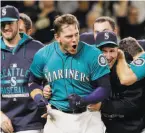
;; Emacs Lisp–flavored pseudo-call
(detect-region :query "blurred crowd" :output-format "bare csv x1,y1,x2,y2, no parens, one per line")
1,0,145,44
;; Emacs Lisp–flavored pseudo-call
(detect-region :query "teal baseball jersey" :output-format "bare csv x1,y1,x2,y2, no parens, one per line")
30,41,110,111
130,53,145,80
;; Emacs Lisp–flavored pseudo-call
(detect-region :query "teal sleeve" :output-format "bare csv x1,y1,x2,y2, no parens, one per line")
90,50,110,81
130,58,145,80
30,49,45,79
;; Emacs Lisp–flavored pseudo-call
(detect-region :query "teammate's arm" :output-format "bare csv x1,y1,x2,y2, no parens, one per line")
117,49,138,86
29,72,48,107
29,48,48,116
83,74,111,104
0,111,14,133
68,49,111,110
68,74,111,110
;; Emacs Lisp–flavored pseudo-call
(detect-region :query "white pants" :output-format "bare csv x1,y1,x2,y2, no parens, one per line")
44,109,106,133
0,129,43,133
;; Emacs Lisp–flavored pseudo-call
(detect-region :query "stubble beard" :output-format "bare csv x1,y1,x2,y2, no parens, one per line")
2,24,19,42
7,31,17,41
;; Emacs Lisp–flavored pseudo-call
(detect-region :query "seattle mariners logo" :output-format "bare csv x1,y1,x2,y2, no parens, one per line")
98,54,107,66
132,58,145,66
2,8,6,16
104,32,109,40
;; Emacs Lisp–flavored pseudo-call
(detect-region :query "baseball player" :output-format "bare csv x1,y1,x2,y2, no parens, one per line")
0,5,46,133
80,16,117,45
29,14,111,133
117,37,145,85
19,13,33,36
79,16,144,133
95,31,144,133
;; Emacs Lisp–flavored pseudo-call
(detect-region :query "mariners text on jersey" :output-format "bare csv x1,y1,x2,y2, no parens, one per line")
44,69,89,82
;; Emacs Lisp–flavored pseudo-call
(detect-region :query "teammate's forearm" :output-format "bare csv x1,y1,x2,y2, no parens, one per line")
68,74,111,109
29,81,43,97
68,86,110,109
83,74,111,105
83,86,110,105
117,58,134,85
29,71,47,104
29,82,47,107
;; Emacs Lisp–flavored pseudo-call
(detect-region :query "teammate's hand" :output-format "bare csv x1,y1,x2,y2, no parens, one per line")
41,104,52,119
36,96,48,118
38,104,48,118
0,112,14,133
43,85,52,99
87,102,102,111
117,49,125,60
41,106,48,119
68,94,85,110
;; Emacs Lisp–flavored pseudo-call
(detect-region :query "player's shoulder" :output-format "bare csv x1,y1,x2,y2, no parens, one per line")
131,53,145,67
35,41,55,56
44,41,56,52
31,39,44,47
25,38,44,51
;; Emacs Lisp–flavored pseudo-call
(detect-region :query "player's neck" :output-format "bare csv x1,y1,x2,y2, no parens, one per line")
3,33,21,48
133,51,145,60
59,44,69,54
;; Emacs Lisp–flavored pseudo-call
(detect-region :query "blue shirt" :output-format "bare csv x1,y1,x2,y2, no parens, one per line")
30,41,110,111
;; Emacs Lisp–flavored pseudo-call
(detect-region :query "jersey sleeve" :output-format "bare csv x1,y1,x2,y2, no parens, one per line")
90,49,110,81
30,48,45,79
130,58,145,80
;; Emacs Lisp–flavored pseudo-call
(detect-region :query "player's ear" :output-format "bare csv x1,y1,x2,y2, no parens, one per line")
114,26,118,35
27,29,32,36
54,33,60,42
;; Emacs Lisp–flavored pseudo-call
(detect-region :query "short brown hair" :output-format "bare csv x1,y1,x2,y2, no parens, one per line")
119,37,144,57
53,14,79,34
94,16,116,31
20,13,32,32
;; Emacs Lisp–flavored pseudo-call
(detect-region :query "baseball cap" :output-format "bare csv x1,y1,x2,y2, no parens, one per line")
80,32,95,45
95,31,118,48
0,5,20,22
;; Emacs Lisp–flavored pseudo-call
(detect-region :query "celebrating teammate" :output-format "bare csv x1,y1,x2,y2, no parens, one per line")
78,16,144,133
0,5,46,133
95,31,144,133
117,37,145,85
80,16,117,45
19,13,33,35
29,14,111,133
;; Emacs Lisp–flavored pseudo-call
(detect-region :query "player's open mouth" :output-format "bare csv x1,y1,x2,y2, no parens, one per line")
72,45,77,49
